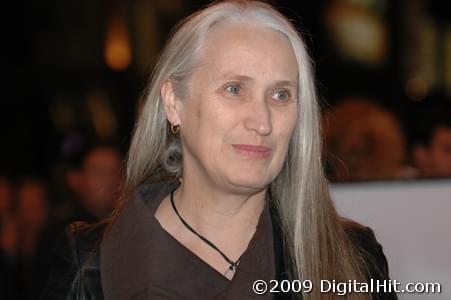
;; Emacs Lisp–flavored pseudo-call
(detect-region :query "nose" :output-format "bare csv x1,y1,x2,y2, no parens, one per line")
243,100,272,136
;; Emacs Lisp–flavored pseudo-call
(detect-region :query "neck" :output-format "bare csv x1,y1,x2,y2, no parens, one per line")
154,170,268,279
174,175,266,236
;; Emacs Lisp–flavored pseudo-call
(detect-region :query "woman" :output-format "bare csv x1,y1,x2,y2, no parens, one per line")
42,1,397,299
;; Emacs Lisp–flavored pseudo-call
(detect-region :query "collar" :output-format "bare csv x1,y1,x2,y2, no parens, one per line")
100,180,289,299
101,180,179,299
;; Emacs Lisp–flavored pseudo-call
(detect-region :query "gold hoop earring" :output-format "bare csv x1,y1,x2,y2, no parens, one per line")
170,124,180,135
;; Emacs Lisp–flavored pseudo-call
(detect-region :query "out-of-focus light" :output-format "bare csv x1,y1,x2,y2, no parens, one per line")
105,15,132,72
156,0,182,14
405,77,429,101
133,0,160,68
325,1,388,65
50,96,75,132
86,90,117,139
346,0,388,13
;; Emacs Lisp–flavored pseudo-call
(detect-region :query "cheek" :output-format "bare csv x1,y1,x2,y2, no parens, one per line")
271,111,298,166
276,110,298,147
180,98,205,140
202,104,236,153
181,97,229,153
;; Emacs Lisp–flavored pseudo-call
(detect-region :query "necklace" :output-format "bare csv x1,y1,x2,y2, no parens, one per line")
170,190,240,275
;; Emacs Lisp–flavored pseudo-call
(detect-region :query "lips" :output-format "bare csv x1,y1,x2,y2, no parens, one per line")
231,144,272,159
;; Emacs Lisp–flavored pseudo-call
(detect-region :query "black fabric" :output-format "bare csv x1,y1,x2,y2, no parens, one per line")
344,224,399,300
41,181,398,300
101,179,275,299
269,203,294,300
40,221,106,299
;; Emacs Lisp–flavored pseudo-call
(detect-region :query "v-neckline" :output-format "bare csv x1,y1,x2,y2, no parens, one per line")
152,192,268,283
101,180,276,299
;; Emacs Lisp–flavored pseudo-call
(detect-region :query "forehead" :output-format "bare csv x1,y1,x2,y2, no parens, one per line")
196,23,298,81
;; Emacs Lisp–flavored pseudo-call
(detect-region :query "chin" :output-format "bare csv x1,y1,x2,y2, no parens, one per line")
225,172,273,193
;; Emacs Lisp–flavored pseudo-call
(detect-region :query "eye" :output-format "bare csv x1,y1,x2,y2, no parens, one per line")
225,84,241,95
272,90,291,101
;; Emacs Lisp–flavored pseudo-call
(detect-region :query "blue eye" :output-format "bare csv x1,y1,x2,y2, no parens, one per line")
225,84,241,95
273,90,290,101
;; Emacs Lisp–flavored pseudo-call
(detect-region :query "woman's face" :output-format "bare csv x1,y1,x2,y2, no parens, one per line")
166,24,299,193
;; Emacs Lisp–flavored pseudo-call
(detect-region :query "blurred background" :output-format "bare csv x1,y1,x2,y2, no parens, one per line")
1,0,450,298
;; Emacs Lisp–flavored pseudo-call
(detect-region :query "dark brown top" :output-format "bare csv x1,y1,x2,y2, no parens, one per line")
42,180,398,300
101,180,276,299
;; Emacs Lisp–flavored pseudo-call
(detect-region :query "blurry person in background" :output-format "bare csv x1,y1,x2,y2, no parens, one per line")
0,176,16,264
0,215,20,299
15,178,52,299
0,176,14,220
412,98,451,178
324,98,417,181
65,142,123,223
16,179,49,258
0,176,20,300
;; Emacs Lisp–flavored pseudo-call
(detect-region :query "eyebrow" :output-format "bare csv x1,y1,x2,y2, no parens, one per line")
271,80,297,88
215,72,297,88
215,72,253,83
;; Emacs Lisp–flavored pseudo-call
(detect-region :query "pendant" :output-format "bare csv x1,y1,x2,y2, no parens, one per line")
223,267,234,277
223,260,240,276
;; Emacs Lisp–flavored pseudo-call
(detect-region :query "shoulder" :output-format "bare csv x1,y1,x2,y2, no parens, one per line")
67,220,108,257
62,220,108,270
343,221,399,300
40,220,108,299
342,219,390,280
343,220,383,254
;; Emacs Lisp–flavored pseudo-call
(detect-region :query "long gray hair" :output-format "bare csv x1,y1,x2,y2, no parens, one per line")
124,1,368,299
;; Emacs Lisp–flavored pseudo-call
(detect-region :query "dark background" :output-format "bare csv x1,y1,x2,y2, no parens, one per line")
2,0,451,179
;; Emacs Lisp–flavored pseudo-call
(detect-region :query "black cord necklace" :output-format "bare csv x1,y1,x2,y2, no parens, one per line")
170,190,240,274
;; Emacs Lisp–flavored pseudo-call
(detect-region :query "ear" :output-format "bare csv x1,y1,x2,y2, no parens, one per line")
161,80,181,126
